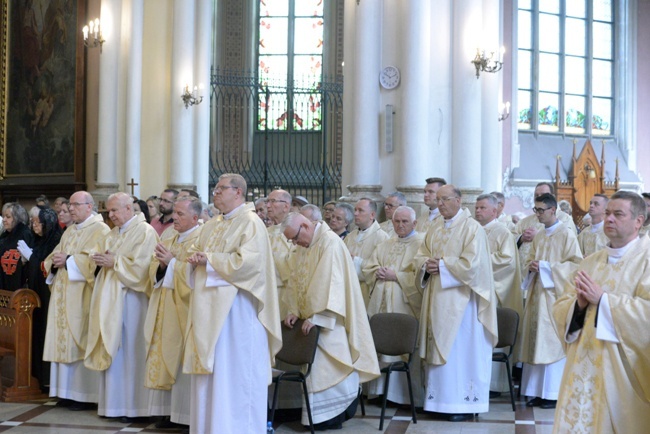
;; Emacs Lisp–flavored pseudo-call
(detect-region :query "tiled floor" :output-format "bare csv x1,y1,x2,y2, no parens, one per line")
0,393,556,433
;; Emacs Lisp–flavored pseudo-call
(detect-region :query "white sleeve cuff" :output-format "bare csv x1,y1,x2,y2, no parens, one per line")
309,312,336,330
160,258,177,288
539,261,555,288
596,294,620,343
439,259,462,289
352,256,363,279
66,256,85,282
206,260,229,287
521,271,534,291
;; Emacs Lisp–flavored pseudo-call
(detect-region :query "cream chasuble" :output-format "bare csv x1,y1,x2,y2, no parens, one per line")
267,224,293,319
515,210,576,276
520,222,582,365
183,203,282,378
498,213,516,232
285,223,380,394
84,213,159,370
363,232,424,318
43,213,110,363
379,219,395,238
483,221,524,323
414,208,498,365
344,220,389,305
144,225,202,390
553,236,650,434
577,222,609,257
415,208,440,233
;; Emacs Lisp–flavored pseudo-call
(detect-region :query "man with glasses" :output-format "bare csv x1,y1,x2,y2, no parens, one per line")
344,198,389,306
379,192,407,237
414,184,498,422
519,193,582,410
281,212,379,430
184,174,281,434
515,182,576,275
44,191,110,410
151,189,178,237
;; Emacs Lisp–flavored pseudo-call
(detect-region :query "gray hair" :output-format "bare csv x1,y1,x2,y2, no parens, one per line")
392,205,416,221
611,190,647,221
386,191,407,206
334,202,354,225
2,202,29,226
29,206,41,219
280,212,306,232
175,196,203,216
301,204,322,221
254,197,267,207
476,194,498,207
489,191,506,204
219,173,248,197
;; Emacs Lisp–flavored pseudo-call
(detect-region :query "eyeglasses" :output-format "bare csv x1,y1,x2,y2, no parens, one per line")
436,196,458,203
288,226,302,243
267,199,288,204
384,203,398,209
212,186,238,194
532,207,552,214
160,198,174,204
69,202,91,207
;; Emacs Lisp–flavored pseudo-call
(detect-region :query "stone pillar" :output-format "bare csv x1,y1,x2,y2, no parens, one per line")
396,184,428,217
169,0,196,191
194,0,212,200
94,0,122,201
341,0,381,198
125,0,144,198
480,0,502,193
398,0,432,186
451,0,483,193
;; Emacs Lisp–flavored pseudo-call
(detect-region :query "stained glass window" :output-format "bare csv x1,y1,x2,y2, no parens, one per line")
257,0,324,131
517,0,614,136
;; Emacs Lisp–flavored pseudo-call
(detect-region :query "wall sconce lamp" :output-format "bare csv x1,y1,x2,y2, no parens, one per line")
498,102,510,122
471,47,504,79
583,164,597,179
181,84,203,109
82,18,105,53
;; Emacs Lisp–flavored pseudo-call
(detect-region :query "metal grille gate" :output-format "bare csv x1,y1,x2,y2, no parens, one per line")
208,68,343,205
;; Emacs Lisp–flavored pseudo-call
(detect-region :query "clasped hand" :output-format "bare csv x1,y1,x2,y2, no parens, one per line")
424,257,440,275
575,270,604,310
284,314,314,335
91,251,115,268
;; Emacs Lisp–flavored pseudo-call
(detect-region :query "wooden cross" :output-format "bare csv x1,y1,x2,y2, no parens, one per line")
127,178,139,196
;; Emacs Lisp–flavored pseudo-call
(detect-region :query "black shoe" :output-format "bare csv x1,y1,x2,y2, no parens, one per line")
155,416,182,429
119,416,150,424
68,401,96,411
489,391,502,399
181,429,189,434
526,397,543,407
448,413,473,422
55,398,73,407
540,399,557,409
366,396,383,405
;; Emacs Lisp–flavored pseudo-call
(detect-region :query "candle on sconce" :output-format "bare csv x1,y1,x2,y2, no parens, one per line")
505,101,510,115
94,18,100,38
83,25,89,41
89,20,94,35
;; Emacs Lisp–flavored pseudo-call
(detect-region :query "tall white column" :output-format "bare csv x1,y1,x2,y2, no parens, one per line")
194,0,212,200
96,0,122,197
124,0,144,198
169,0,196,190
342,0,381,191
398,0,431,186
451,0,483,194
480,0,503,193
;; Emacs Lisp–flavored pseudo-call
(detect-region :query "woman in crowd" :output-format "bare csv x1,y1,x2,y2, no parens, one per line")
133,198,151,223
21,206,62,392
147,196,161,223
0,202,33,291
57,199,74,230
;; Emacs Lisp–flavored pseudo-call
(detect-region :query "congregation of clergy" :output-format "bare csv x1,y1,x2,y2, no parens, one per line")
1,174,649,434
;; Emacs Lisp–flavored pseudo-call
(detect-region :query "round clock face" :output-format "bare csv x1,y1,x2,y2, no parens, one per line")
379,66,400,89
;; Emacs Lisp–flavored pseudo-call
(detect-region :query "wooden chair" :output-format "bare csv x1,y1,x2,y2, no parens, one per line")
492,307,520,411
369,313,418,430
269,319,320,434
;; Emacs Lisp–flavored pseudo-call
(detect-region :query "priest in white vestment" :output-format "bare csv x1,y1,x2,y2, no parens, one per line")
515,182,577,276
44,191,110,409
282,213,380,430
520,193,582,409
415,177,446,233
184,174,282,434
144,197,203,427
363,206,424,406
414,185,498,422
84,192,159,419
490,191,516,232
553,191,650,433
378,192,407,237
474,194,524,394
343,198,388,305
577,194,609,257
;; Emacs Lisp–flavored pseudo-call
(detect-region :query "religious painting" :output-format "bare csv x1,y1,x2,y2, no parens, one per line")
0,0,84,178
